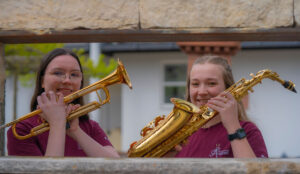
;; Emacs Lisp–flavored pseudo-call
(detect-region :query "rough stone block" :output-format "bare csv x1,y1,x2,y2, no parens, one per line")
0,0,139,34
140,0,294,29
295,0,300,27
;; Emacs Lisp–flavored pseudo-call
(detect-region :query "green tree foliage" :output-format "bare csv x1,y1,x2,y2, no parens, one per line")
5,43,64,86
73,48,117,80
5,44,117,86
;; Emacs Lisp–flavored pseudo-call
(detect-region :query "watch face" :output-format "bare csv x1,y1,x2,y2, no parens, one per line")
237,128,246,139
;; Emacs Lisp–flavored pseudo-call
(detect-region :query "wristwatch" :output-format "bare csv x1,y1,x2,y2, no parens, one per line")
228,128,246,141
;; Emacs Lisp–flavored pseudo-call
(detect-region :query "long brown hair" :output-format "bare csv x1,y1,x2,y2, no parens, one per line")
30,48,88,120
185,55,249,121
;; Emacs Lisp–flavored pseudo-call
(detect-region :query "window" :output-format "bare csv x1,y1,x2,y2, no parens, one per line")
163,64,187,104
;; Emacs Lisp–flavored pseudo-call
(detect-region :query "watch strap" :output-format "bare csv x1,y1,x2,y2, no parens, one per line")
228,128,246,141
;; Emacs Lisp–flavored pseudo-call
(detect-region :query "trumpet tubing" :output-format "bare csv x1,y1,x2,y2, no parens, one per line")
1,60,132,140
128,69,296,157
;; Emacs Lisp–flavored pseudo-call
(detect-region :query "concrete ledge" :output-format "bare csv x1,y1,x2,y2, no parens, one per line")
0,157,300,174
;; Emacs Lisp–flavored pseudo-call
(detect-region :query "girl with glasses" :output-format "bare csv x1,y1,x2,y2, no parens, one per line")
7,48,120,157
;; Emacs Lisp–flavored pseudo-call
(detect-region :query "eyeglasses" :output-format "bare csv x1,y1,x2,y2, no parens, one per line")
47,70,82,81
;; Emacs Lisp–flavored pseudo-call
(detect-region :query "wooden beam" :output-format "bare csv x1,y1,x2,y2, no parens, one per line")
1,28,300,43
0,43,5,156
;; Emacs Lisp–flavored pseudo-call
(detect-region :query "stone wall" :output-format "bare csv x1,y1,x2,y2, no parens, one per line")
0,157,300,174
0,0,298,34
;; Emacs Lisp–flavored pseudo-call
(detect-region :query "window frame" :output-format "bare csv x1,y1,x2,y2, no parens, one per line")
160,60,187,107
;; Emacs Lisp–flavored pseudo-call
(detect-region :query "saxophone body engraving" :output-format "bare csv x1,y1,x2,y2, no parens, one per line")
128,69,296,157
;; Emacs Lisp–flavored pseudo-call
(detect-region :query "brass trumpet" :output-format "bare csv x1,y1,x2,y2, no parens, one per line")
0,60,132,140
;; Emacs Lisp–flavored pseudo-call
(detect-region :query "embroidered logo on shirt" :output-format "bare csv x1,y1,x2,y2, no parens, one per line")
209,144,229,158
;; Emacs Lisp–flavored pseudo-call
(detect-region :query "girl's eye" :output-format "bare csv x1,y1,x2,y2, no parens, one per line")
208,82,217,86
71,73,80,77
71,72,82,78
53,71,64,76
191,82,199,87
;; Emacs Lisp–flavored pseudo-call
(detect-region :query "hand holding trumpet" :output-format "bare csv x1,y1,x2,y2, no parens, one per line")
37,91,81,135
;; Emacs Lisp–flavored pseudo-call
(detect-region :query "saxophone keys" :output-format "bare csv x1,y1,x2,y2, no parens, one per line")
130,141,137,149
154,115,165,126
140,127,153,137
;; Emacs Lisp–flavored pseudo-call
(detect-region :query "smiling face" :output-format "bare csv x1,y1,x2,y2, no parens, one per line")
189,63,226,108
42,55,82,96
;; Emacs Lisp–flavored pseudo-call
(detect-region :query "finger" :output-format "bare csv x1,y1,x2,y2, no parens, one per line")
40,92,49,103
208,98,226,107
37,96,43,105
206,102,222,112
66,104,73,115
73,104,81,110
221,92,235,100
211,96,228,104
48,91,56,102
57,92,64,103
174,145,182,152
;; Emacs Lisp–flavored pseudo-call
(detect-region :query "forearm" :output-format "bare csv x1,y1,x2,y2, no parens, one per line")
45,123,66,157
70,129,120,158
231,138,256,158
226,122,256,158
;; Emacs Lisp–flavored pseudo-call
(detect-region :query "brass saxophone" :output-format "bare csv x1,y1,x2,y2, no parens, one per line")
128,69,296,157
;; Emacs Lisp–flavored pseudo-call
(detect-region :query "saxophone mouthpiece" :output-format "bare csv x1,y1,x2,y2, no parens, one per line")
283,81,297,93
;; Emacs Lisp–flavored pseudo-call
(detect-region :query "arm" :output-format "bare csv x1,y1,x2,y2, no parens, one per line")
207,92,256,158
66,115,119,157
226,126,256,158
37,91,67,157
67,127,120,157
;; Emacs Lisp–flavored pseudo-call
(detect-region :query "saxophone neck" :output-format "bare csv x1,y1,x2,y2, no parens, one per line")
228,69,297,102
257,69,297,93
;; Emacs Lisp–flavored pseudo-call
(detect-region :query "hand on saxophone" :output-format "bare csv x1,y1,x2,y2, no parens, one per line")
206,91,241,134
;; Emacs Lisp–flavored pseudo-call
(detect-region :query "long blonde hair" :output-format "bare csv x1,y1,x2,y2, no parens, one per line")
185,55,249,121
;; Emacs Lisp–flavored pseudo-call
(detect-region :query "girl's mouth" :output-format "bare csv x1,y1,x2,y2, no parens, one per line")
57,88,72,95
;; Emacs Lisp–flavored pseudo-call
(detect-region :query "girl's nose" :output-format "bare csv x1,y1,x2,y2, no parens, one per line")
197,85,208,95
62,75,72,83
